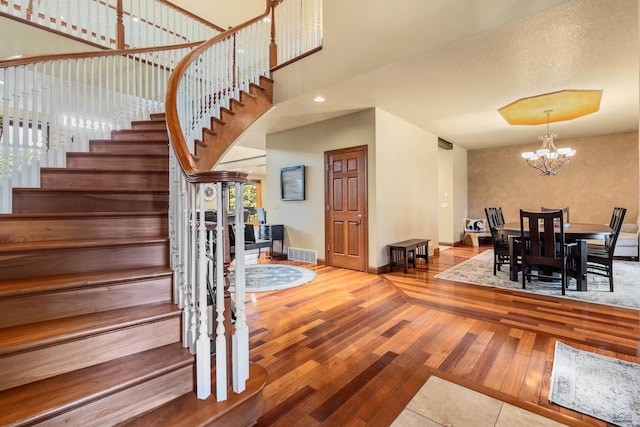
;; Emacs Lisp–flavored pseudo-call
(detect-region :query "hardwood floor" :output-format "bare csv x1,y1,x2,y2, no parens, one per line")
247,246,640,426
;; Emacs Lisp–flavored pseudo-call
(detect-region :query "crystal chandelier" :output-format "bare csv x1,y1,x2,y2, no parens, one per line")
521,110,576,176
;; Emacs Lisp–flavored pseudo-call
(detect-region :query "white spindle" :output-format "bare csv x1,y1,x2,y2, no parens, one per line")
196,185,211,399
215,181,227,402
233,182,249,393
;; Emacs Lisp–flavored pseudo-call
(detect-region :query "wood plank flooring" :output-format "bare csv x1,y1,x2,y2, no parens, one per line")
247,246,639,426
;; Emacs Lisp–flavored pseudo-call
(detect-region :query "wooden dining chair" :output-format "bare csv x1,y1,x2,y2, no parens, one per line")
541,206,570,224
520,209,575,295
485,207,512,275
586,207,626,291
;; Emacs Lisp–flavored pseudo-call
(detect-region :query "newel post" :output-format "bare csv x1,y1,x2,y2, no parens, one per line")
116,0,125,49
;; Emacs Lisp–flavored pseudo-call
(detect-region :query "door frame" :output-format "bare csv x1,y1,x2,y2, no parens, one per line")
324,145,369,272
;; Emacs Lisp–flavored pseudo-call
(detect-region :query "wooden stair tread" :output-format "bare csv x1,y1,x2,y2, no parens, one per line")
123,363,267,427
0,343,193,426
12,188,168,194
0,236,168,253
0,211,167,219
0,266,172,298
0,301,180,355
41,168,168,174
89,139,168,143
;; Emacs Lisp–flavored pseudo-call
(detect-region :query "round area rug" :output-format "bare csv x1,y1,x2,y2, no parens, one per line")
229,264,317,292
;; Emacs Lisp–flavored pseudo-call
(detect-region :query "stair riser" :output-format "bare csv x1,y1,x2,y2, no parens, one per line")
40,171,169,190
130,120,167,131
0,277,173,328
12,191,169,213
90,141,169,156
0,242,169,280
38,365,193,427
0,215,168,243
0,317,181,392
111,130,168,141
67,154,168,171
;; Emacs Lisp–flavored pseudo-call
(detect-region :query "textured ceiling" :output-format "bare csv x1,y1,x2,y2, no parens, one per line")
228,0,638,174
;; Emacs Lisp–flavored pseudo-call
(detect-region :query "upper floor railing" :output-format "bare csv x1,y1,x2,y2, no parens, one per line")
0,0,224,49
0,43,197,211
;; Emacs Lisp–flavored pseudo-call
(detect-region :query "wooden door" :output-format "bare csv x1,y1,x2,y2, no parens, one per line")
325,146,368,271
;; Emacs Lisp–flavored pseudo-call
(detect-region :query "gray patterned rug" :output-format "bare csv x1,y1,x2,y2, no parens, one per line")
550,341,640,426
229,264,317,292
435,250,640,310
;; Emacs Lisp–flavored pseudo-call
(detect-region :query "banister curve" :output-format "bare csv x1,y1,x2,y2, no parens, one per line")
165,0,271,182
0,41,202,68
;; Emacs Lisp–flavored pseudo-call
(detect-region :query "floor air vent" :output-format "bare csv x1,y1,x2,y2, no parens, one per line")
287,247,318,264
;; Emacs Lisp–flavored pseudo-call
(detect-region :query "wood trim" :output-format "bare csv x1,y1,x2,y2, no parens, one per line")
165,0,271,181
157,0,226,32
271,45,323,72
0,39,201,68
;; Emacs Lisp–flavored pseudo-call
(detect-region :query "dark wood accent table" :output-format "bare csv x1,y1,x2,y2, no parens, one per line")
388,239,430,274
497,222,613,291
258,224,284,258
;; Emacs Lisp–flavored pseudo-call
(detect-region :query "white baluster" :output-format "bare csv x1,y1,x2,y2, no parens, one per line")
180,176,192,348
188,184,198,352
196,184,212,399
233,182,249,393
215,181,227,401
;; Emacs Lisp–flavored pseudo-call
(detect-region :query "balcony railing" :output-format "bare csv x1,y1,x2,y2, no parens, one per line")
0,0,223,49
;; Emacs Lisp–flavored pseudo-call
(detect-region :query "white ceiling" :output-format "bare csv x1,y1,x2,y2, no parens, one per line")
225,0,638,175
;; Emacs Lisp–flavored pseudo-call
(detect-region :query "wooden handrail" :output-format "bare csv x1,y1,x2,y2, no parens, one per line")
0,41,202,68
1,0,224,51
165,0,271,182
157,0,226,33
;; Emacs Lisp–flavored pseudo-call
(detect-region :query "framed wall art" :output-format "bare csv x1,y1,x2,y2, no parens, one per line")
280,165,305,201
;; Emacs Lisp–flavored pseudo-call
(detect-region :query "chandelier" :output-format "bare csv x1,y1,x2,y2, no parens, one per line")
521,110,576,176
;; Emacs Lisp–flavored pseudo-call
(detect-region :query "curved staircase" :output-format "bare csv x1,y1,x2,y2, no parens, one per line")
0,77,273,426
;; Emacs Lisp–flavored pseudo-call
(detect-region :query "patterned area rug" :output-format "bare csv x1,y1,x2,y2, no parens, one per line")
550,341,640,426
435,250,640,310
229,264,317,292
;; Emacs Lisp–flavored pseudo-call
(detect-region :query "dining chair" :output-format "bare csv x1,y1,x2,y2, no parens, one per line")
541,206,570,224
485,207,511,275
520,209,575,295
586,207,626,291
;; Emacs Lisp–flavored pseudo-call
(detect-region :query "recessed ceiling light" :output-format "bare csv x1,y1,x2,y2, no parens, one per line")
313,96,326,103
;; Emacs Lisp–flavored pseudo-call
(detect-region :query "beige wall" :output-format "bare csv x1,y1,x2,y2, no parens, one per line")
468,132,639,225
438,144,469,245
264,108,440,269
373,108,439,266
265,109,376,263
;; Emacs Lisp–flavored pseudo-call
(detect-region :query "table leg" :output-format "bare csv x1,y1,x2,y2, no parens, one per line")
509,236,518,281
576,240,588,291
404,248,408,274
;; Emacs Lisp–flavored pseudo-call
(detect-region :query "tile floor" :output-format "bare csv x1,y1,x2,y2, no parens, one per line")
391,376,566,427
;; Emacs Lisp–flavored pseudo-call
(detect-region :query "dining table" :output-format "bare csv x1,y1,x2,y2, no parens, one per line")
495,222,613,291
